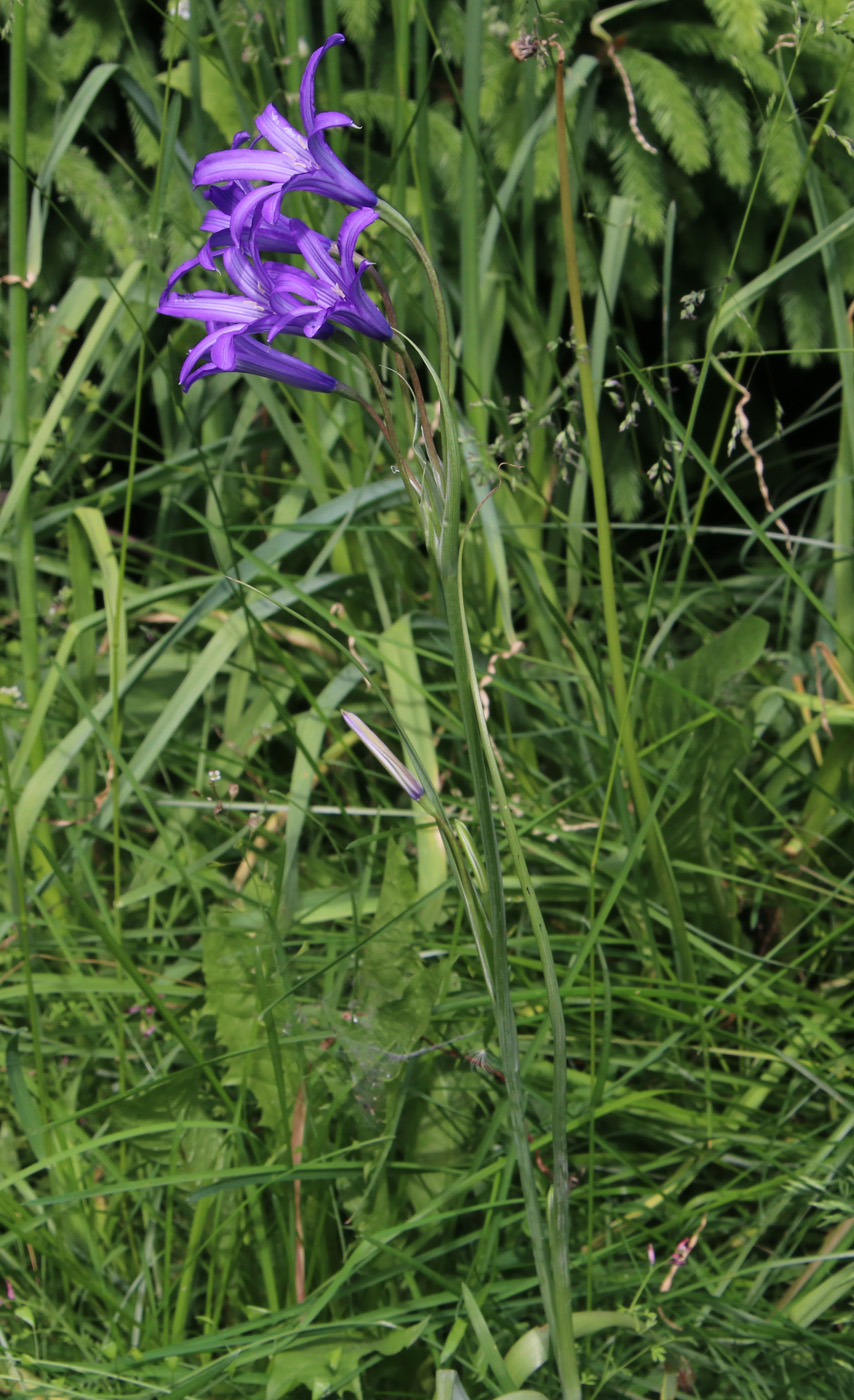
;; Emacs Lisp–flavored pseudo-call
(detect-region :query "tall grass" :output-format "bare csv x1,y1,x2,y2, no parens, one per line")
2,4,854,1399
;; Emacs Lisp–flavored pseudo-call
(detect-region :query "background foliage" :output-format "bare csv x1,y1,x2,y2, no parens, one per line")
2,2,854,1398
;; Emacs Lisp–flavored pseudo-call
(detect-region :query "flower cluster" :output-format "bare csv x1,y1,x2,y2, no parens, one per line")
159,34,391,395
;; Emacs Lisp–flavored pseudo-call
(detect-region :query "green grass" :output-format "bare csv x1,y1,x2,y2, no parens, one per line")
2,3,854,1398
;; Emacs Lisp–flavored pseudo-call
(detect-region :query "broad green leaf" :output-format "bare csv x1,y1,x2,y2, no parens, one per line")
26,63,119,285
354,840,439,1053
342,841,441,1227
433,1374,471,1400
73,507,128,686
266,1322,426,1400
505,1324,548,1386
787,1260,854,1327
6,1036,47,1161
111,1075,222,1172
0,260,146,537
644,614,769,741
202,906,299,1129
159,56,243,141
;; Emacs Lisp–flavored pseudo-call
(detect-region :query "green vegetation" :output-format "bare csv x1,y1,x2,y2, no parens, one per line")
2,3,854,1398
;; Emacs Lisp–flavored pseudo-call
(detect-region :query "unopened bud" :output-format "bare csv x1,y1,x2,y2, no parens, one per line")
342,711,424,800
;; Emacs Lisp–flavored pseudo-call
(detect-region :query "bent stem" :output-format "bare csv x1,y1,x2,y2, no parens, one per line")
377,199,451,395
554,51,693,986
384,199,580,1399
433,375,580,1399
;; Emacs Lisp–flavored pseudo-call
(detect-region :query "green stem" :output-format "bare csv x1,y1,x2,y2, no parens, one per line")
0,715,47,1124
8,0,39,759
170,1196,213,1344
377,199,450,394
554,51,693,985
460,0,485,442
384,205,580,1397
452,552,580,1399
7,0,57,892
432,372,579,1398
439,535,560,1346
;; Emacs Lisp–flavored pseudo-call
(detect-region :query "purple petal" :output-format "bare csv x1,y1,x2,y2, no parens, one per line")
179,325,236,385
190,35,377,211
230,183,288,248
338,207,378,268
306,131,377,207
310,110,357,134
199,209,231,233
197,241,222,273
193,148,310,187
211,332,239,370
220,246,272,300
164,252,204,296
341,710,425,800
294,226,343,286
179,330,338,394
254,104,315,160
226,337,338,391
300,33,346,136
160,289,263,324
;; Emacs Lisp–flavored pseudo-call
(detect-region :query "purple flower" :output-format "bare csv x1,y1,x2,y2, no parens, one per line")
159,250,341,393
159,206,391,391
286,208,392,342
176,332,338,394
193,33,376,238
164,142,332,296
159,34,390,395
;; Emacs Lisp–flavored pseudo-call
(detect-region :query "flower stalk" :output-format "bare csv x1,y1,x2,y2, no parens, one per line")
8,0,39,759
426,356,580,1400
159,35,581,1391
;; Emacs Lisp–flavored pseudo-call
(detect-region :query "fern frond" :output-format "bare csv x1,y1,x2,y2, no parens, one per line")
700,82,752,188
605,124,668,244
337,0,383,47
704,0,770,48
345,89,461,205
621,48,710,174
162,55,245,144
799,0,853,23
38,33,70,103
56,12,122,81
481,48,525,130
609,449,643,522
161,2,189,63
779,268,827,367
39,142,141,270
11,0,52,47
643,22,782,93
760,115,803,203
533,124,560,201
811,166,854,291
437,3,465,63
125,48,163,169
623,241,659,305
